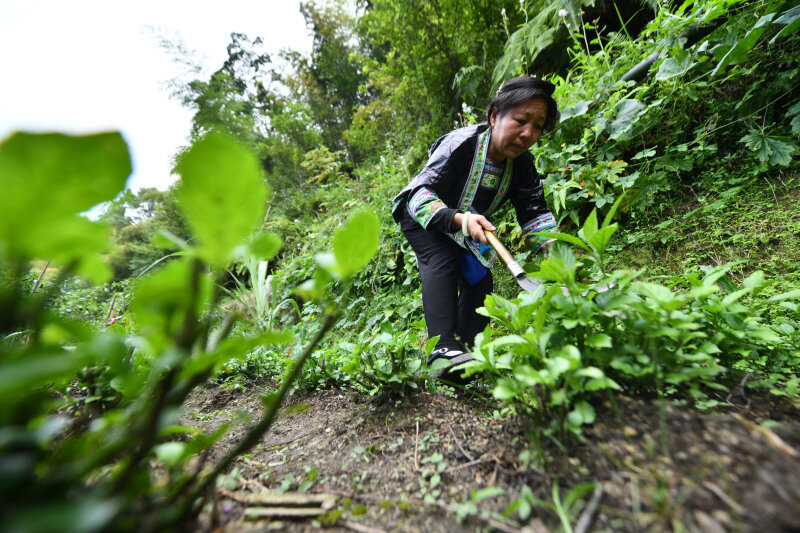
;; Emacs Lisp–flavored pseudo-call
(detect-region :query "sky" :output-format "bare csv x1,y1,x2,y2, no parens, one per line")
0,0,312,192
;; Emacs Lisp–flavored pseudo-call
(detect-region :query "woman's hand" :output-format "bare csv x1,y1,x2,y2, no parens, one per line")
453,212,496,245
467,214,496,244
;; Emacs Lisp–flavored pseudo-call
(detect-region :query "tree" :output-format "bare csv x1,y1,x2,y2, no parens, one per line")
98,187,190,280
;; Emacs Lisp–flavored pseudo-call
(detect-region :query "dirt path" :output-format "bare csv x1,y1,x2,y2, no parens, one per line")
180,383,800,532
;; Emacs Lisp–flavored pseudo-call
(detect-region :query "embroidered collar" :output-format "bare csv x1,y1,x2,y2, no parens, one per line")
451,127,514,268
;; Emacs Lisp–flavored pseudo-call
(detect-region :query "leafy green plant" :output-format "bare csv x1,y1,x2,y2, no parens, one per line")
465,197,800,450
508,481,598,532
0,130,379,531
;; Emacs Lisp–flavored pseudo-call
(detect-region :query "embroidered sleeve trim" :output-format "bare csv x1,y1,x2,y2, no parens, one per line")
407,187,447,229
521,212,557,253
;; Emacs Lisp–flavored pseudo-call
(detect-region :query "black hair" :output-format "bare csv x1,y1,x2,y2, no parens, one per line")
486,76,560,132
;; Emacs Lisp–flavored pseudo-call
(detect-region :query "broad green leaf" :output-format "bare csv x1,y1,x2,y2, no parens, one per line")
131,259,213,352
155,442,187,467
515,365,544,387
493,378,518,400
586,334,612,349
770,5,800,43
768,289,800,302
424,335,440,356
788,101,800,137
6,499,120,533
636,282,683,310
532,231,590,250
602,192,627,229
0,132,130,278
0,131,130,224
176,131,267,267
743,270,765,289
564,482,597,509
559,100,591,123
333,210,380,278
0,350,94,398
485,334,530,349
248,232,283,260
588,225,618,255
656,56,692,80
567,400,596,426
722,288,750,305
608,99,645,140
740,131,799,166
0,333,127,399
547,357,571,378
575,366,605,379
580,209,599,243
713,14,775,76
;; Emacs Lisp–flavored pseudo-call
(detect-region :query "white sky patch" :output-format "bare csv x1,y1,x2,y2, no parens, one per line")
0,0,312,191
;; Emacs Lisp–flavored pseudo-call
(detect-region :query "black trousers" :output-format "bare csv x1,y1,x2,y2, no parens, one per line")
401,213,492,352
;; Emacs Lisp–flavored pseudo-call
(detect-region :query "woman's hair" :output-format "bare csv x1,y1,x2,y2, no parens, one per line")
486,76,560,132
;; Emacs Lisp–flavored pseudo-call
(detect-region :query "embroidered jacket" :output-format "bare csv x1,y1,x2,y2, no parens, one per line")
392,123,556,267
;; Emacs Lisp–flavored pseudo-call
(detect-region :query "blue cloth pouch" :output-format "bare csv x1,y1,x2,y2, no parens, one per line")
459,249,489,286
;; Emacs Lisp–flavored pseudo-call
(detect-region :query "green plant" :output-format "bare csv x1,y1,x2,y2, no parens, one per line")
508,481,598,532
465,197,800,451
0,130,379,531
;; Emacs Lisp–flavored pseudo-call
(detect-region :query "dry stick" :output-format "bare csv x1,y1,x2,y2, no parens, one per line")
181,314,338,515
732,413,799,458
30,259,50,295
573,485,603,533
105,292,117,323
414,420,420,471
488,460,499,486
763,176,778,204
267,424,326,451
701,481,745,516
340,521,387,533
443,455,495,474
726,372,751,405
449,426,475,461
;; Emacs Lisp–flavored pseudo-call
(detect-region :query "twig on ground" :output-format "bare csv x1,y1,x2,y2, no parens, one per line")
340,520,387,533
702,481,745,516
488,460,499,486
242,477,269,493
449,426,475,461
414,420,420,471
733,413,799,457
267,424,326,450
218,488,249,504
726,373,751,406
443,455,496,474
574,485,603,533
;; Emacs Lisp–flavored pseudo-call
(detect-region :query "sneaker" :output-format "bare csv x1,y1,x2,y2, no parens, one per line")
428,347,473,380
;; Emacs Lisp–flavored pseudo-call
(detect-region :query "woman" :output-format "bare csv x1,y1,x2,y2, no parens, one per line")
391,76,560,379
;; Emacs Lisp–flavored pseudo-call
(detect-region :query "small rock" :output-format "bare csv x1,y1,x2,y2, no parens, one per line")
624,426,638,437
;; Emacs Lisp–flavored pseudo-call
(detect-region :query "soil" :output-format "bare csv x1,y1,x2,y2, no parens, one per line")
180,382,800,532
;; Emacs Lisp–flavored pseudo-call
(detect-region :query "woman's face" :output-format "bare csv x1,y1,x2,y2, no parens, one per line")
488,97,547,162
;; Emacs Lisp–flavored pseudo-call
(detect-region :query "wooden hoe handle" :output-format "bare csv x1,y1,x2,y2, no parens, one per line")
483,230,525,278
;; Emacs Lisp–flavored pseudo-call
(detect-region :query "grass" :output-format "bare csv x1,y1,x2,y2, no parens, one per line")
608,175,800,297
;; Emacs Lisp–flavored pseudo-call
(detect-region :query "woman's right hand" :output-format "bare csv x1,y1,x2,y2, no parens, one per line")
465,214,496,245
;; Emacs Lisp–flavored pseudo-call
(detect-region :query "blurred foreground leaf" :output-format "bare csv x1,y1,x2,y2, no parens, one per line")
176,132,268,268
